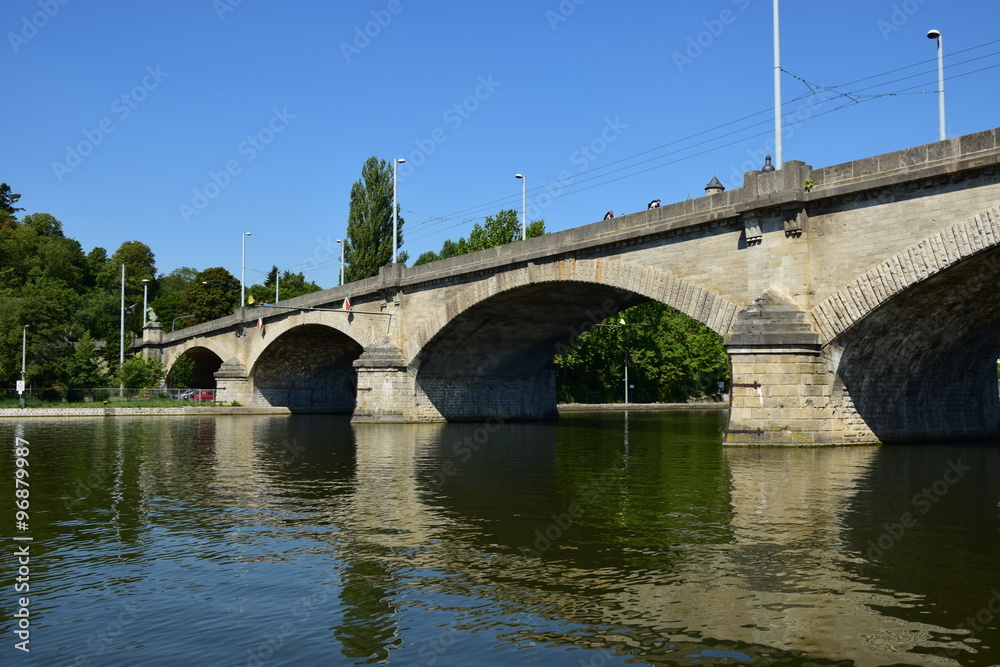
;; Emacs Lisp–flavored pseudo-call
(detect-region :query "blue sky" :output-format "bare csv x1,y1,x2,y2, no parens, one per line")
5,0,999,288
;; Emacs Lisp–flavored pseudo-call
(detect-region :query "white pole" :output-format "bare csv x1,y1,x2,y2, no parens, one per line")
142,279,149,327
393,158,405,263
624,353,629,405
21,324,27,408
275,272,279,302
515,174,526,240
21,325,27,382
933,31,946,141
119,262,125,395
773,0,783,169
241,232,251,308
337,239,344,285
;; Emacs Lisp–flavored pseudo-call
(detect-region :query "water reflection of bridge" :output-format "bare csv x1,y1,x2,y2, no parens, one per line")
191,416,989,664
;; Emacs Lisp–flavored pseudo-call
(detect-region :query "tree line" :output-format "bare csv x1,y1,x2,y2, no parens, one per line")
0,183,321,390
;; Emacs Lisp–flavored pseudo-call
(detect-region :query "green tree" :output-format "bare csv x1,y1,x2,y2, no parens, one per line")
167,354,195,388
555,301,729,404
413,211,544,266
0,183,24,215
118,355,165,388
0,280,79,387
247,266,321,304
151,266,199,327
66,333,107,388
174,267,239,327
344,156,404,282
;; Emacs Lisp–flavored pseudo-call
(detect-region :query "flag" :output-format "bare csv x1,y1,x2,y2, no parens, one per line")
343,296,351,310
247,294,255,305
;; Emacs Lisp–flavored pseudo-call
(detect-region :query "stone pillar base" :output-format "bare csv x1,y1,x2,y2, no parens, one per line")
724,288,877,446
351,340,558,423
352,341,441,422
214,360,252,406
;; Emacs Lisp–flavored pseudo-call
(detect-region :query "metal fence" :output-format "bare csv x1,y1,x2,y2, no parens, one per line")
0,387,217,405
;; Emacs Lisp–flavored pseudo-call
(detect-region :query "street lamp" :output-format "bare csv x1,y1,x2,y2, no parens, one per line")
241,232,252,310
172,315,195,332
515,173,526,240
393,158,405,264
772,0,782,169
119,263,125,395
141,278,150,328
20,324,27,408
336,239,345,285
927,29,946,141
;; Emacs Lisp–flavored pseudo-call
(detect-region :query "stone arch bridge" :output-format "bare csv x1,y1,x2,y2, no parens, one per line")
140,128,1000,446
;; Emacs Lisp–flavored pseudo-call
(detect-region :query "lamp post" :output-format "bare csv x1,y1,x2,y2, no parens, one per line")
772,0,782,169
20,324,27,408
172,315,195,332
393,158,405,264
927,29,946,141
336,239,345,285
119,263,125,396
515,173,526,240
141,278,150,328
241,232,252,310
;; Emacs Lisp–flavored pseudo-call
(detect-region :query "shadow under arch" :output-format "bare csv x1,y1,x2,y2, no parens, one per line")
250,323,364,413
168,346,223,389
831,246,1000,441
412,280,648,420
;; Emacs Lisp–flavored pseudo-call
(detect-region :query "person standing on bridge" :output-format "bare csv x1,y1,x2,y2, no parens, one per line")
604,211,615,220
648,199,661,209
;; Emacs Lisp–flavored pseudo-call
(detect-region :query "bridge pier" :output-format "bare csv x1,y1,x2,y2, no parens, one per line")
214,360,252,406
723,290,877,446
351,339,558,423
351,342,436,423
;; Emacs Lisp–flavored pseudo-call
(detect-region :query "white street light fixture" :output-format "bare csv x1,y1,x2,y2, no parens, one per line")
336,239,345,285
172,315,195,332
393,158,405,264
515,173,526,240
928,29,946,141
241,232,252,309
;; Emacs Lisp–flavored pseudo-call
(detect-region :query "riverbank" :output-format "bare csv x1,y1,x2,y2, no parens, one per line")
558,401,727,411
0,406,292,418
0,402,725,418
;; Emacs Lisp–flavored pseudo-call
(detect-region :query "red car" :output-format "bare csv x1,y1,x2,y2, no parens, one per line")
193,390,215,402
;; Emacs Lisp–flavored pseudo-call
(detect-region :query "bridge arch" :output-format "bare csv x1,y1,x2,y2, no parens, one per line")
166,345,224,389
405,258,738,366
812,207,1000,441
248,323,364,412
402,259,737,420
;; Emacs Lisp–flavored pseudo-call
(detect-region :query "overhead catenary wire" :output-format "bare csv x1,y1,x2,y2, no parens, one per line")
402,47,1000,244
284,40,1000,273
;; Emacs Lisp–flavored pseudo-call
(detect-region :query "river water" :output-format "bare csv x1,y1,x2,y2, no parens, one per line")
1,411,998,666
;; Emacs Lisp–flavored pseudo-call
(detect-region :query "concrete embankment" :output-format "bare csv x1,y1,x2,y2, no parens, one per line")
0,403,726,418
0,406,292,418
